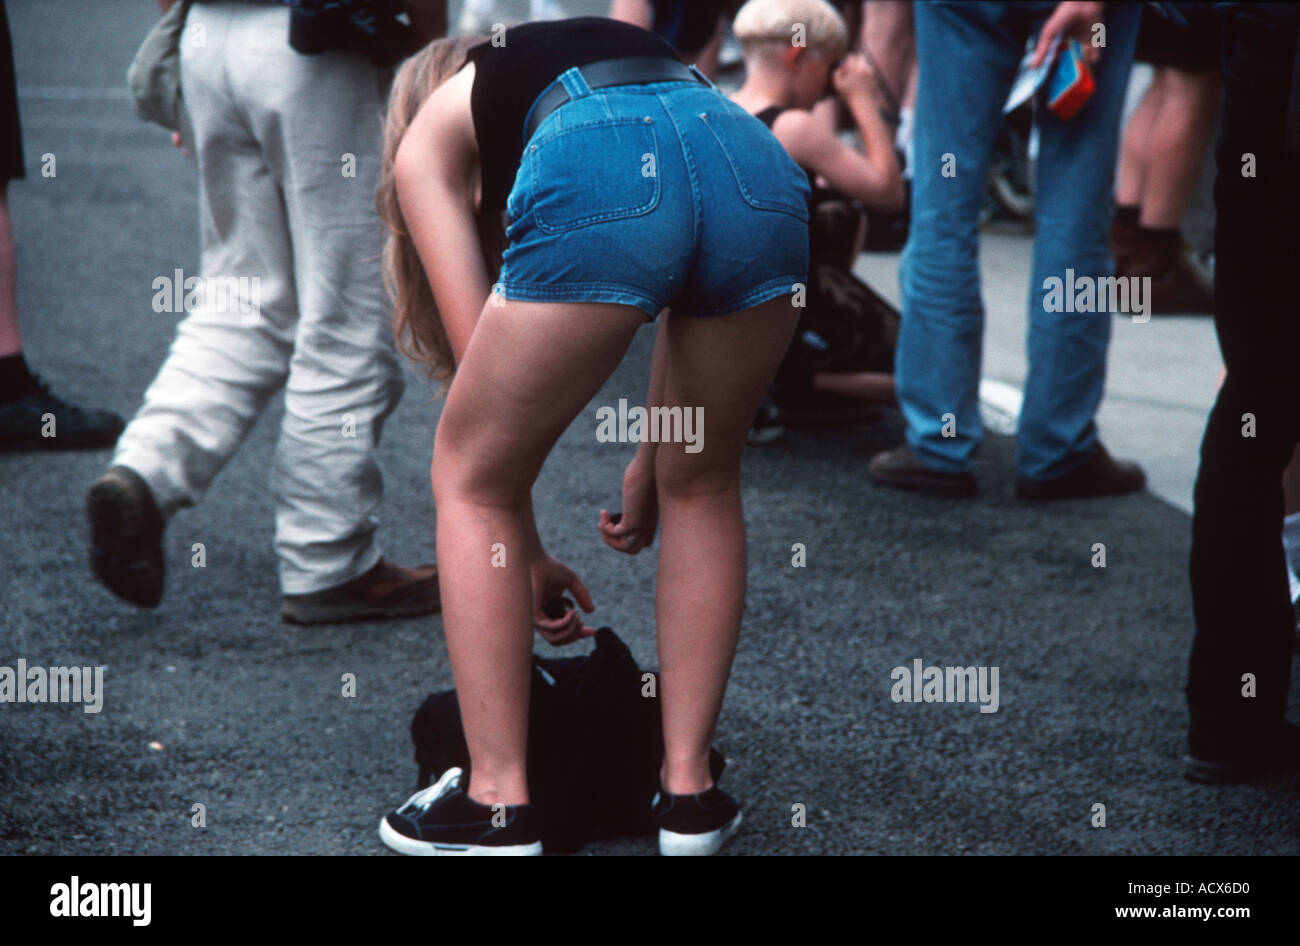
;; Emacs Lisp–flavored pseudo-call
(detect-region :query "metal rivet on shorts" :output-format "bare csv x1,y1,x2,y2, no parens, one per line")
531,144,537,151
644,116,652,123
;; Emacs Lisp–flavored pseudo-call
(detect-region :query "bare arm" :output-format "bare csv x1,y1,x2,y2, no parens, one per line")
599,314,665,554
639,313,670,463
779,106,904,213
393,63,487,364
779,54,904,212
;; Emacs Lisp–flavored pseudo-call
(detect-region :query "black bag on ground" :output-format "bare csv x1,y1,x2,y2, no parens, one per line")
409,627,725,854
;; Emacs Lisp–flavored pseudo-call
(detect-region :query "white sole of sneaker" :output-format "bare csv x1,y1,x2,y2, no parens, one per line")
378,817,542,856
659,810,743,856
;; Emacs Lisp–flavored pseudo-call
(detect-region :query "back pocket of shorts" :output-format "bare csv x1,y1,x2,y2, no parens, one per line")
528,117,661,234
700,109,810,221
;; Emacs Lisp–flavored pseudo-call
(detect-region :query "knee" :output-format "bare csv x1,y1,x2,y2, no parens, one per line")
654,445,740,501
431,423,532,510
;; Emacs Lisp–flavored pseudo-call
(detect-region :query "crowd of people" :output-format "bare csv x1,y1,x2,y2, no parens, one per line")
1,0,1296,854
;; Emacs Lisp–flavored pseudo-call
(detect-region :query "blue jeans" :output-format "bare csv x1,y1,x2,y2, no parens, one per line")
897,0,1139,479
501,66,810,319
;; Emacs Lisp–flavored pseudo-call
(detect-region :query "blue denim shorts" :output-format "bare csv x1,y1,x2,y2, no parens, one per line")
499,65,811,319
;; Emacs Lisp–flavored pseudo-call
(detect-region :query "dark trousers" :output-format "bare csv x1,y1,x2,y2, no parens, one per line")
1187,4,1300,753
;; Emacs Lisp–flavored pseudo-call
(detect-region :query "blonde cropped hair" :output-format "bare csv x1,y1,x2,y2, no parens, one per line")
733,0,850,61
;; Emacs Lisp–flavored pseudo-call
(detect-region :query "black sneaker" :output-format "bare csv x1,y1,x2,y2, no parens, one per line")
0,375,124,451
1183,720,1300,785
651,783,743,856
379,767,542,856
86,465,166,608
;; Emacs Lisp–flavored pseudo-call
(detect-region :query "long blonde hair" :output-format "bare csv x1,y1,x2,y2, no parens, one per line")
379,35,505,386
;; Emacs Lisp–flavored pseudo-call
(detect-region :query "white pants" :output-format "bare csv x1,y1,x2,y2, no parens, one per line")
114,2,404,594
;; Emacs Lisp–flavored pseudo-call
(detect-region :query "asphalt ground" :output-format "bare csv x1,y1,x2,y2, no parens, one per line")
0,0,1296,856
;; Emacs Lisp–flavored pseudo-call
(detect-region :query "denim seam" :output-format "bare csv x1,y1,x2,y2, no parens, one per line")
657,91,702,260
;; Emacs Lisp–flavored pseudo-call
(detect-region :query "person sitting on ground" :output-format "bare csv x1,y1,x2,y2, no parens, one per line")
729,0,905,435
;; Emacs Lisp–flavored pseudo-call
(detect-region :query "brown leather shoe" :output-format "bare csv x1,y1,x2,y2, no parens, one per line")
281,559,441,625
867,444,977,497
87,465,166,608
1015,443,1145,500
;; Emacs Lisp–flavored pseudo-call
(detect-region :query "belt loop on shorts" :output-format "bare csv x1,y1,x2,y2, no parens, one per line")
559,65,592,99
687,63,717,90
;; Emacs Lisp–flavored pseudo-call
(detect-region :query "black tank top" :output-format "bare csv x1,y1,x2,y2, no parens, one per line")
465,17,681,212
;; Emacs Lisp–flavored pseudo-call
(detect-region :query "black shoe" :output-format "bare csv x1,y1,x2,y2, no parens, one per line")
1015,443,1145,500
1184,720,1300,785
379,767,542,856
86,465,165,608
652,783,743,856
0,375,124,451
867,443,976,498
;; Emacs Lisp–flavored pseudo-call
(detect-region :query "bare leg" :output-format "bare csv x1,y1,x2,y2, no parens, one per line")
0,186,21,357
654,297,798,794
431,299,645,807
812,370,896,403
1135,68,1220,229
1115,69,1165,208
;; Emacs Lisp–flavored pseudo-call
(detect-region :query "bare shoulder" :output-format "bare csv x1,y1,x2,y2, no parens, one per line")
769,108,830,161
398,61,478,183
425,61,477,143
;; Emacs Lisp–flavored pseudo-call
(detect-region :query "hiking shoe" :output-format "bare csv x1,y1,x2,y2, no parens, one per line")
1015,443,1145,500
1184,720,1300,785
86,465,165,608
379,767,542,856
652,784,743,856
868,443,976,498
0,375,124,451
281,558,440,625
